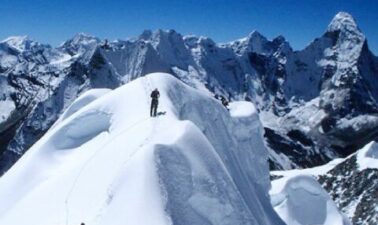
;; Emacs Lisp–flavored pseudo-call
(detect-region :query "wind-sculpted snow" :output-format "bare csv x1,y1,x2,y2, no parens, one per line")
59,88,111,121
271,141,378,224
270,175,351,225
356,141,378,170
0,73,283,225
52,111,111,149
365,143,378,159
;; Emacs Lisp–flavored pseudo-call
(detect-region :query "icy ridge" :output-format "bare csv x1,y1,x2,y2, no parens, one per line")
0,73,284,225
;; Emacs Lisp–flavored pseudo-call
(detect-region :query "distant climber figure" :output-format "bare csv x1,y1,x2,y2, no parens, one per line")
220,95,229,108
150,88,160,117
102,39,110,50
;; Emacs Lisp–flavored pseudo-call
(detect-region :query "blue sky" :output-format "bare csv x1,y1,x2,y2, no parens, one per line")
1,0,377,54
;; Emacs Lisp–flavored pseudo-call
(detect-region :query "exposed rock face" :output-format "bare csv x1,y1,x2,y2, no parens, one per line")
318,142,378,225
265,12,378,169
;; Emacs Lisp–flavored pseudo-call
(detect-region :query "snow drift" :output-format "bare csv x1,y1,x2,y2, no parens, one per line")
0,73,283,225
356,141,378,170
270,175,351,225
269,141,378,224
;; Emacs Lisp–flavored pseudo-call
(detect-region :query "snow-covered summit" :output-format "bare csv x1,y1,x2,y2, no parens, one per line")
0,36,40,52
60,33,101,56
327,12,360,34
138,29,154,40
62,33,100,46
147,29,191,68
230,31,270,55
0,73,283,225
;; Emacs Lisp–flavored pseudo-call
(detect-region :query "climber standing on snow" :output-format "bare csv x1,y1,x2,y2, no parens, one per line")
150,88,160,117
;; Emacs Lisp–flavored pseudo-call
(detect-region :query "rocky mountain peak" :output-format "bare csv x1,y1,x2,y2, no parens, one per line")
138,29,182,43
60,33,101,50
66,33,100,44
0,36,38,52
327,12,359,33
325,12,364,46
243,30,269,52
138,29,153,40
60,33,100,57
230,30,289,56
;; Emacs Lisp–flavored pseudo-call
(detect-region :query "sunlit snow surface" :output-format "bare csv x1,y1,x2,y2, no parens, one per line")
0,73,283,225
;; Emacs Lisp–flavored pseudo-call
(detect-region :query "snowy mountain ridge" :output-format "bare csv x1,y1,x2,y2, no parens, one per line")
1,36,33,52
0,73,284,225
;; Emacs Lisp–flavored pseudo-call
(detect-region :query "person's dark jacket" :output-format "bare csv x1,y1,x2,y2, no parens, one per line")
151,90,160,100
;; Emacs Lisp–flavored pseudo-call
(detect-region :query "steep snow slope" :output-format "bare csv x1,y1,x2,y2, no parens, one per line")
0,73,283,225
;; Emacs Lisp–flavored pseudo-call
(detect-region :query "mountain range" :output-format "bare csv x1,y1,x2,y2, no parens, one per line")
0,12,377,224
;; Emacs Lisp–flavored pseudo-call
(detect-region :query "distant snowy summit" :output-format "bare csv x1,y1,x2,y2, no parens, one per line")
327,12,360,33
